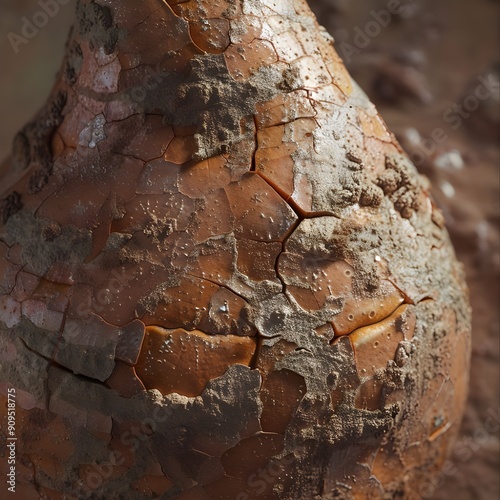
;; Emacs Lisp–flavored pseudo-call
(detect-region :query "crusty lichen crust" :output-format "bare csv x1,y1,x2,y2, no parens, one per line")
0,0,470,498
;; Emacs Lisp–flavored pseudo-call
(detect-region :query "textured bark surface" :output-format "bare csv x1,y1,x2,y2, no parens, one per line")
0,1,471,498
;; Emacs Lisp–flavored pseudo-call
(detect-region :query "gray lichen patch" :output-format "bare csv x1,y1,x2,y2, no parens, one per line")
266,333,398,498
139,54,285,161
77,0,120,54
1,211,92,277
38,363,262,498
61,37,84,86
376,154,427,219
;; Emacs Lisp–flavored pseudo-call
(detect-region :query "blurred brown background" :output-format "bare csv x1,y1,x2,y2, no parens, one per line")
0,0,75,156
0,1,498,499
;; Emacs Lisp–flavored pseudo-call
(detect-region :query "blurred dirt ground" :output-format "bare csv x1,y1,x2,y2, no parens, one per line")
0,1,498,499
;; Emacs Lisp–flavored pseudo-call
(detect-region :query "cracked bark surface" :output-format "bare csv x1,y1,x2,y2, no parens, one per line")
0,0,471,498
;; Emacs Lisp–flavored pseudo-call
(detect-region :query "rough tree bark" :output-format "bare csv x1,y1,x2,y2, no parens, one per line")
0,0,470,498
